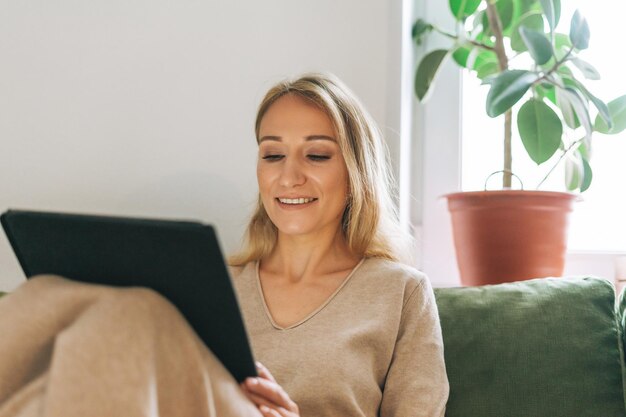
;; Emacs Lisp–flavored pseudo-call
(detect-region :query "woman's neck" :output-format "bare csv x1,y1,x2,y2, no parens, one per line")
262,229,360,283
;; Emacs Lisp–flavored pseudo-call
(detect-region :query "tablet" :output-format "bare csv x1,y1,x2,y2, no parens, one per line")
0,209,256,382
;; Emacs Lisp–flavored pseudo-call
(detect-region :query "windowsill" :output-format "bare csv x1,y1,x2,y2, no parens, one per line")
564,251,626,282
567,250,626,256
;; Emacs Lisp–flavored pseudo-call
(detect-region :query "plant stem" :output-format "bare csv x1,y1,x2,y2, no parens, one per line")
536,45,576,83
536,138,583,189
504,110,512,188
485,4,507,70
485,1,511,188
432,26,496,52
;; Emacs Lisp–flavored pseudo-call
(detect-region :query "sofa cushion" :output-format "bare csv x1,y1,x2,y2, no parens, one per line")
434,277,625,417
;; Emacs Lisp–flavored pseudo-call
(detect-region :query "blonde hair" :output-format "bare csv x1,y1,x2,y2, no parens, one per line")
230,73,413,265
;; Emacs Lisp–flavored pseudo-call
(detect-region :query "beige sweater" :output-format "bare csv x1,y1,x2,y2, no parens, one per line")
230,257,449,417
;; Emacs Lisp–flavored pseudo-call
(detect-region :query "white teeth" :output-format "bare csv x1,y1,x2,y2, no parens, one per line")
278,198,316,205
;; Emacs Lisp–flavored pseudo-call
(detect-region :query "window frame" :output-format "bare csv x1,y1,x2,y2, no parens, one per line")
406,0,624,286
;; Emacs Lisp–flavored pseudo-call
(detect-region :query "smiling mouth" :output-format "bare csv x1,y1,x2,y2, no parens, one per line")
276,197,318,205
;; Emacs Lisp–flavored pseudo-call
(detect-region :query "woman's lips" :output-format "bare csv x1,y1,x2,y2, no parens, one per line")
275,197,318,209
277,197,318,205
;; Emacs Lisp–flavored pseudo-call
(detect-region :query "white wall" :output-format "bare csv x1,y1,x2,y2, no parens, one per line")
0,0,404,290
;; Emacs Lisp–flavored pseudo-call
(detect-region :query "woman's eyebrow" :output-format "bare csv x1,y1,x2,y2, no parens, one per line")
258,135,336,143
306,135,336,142
258,136,281,143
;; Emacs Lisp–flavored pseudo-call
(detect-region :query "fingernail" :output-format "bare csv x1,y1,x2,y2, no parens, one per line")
255,361,263,368
260,405,269,413
246,377,258,386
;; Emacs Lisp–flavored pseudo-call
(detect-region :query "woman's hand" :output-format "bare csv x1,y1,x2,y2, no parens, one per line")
240,362,300,417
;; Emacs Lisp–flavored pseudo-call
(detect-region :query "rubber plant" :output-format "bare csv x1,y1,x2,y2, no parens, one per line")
413,0,626,191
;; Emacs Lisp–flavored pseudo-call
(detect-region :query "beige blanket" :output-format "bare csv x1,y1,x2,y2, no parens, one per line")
0,275,262,417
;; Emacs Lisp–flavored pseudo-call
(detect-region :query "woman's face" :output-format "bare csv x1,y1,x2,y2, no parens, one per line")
257,94,349,240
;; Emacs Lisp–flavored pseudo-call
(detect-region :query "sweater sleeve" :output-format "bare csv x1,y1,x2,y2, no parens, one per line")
379,277,449,417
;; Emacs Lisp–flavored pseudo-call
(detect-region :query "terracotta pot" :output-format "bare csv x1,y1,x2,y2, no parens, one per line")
445,190,578,286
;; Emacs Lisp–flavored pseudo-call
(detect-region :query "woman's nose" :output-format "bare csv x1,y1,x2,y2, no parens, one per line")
279,158,305,187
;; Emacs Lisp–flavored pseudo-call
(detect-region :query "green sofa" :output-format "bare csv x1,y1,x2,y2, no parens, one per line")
434,276,626,417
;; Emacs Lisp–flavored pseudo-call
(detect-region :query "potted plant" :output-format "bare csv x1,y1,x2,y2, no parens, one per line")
413,0,626,285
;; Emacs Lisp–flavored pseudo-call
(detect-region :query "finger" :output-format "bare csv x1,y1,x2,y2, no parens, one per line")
245,377,287,407
250,389,298,417
259,405,283,417
273,406,292,416
245,378,297,411
255,361,276,382
240,384,278,409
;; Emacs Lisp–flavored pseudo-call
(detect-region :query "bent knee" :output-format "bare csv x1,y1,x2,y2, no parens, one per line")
14,275,92,300
23,274,74,289
108,286,181,321
17,278,183,327
116,286,171,307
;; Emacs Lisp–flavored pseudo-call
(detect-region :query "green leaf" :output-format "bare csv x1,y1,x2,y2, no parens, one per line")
576,142,591,160
471,49,497,69
560,87,593,140
570,10,590,50
578,140,591,160
415,49,448,101
554,33,571,49
519,26,553,65
517,98,563,164
595,95,626,134
556,86,580,129
511,13,544,52
553,33,572,59
449,0,482,20
574,81,612,130
561,76,577,89
535,83,557,105
412,19,434,45
452,46,499,79
473,10,486,33
569,57,600,80
452,46,471,68
565,149,593,192
482,0,515,34
565,155,581,191
497,0,516,34
481,74,499,86
486,70,537,117
580,155,592,192
474,31,495,48
539,0,561,31
520,0,538,14
556,65,573,78
477,61,500,79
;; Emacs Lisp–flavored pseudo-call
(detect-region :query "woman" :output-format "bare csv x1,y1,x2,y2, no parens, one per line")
231,73,449,416
0,73,448,417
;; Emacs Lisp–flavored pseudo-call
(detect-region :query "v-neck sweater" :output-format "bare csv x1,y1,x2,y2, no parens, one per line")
230,257,449,417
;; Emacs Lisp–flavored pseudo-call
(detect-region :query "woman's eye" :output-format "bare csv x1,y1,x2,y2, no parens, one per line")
307,154,331,161
262,154,284,161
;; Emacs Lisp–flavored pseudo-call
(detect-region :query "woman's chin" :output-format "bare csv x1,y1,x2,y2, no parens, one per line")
275,224,315,237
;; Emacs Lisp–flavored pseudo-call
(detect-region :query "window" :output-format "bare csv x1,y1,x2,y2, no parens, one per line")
414,0,626,285
461,0,626,252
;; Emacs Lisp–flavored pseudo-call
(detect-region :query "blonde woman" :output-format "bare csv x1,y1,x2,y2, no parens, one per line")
0,73,448,417
231,73,449,417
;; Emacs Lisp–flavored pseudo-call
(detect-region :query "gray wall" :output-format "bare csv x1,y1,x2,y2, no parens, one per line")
0,0,403,290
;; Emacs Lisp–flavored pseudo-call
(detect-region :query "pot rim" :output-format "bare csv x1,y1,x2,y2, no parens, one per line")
442,189,582,202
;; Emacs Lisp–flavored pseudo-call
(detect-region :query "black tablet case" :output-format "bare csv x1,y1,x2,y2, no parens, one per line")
1,209,256,382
